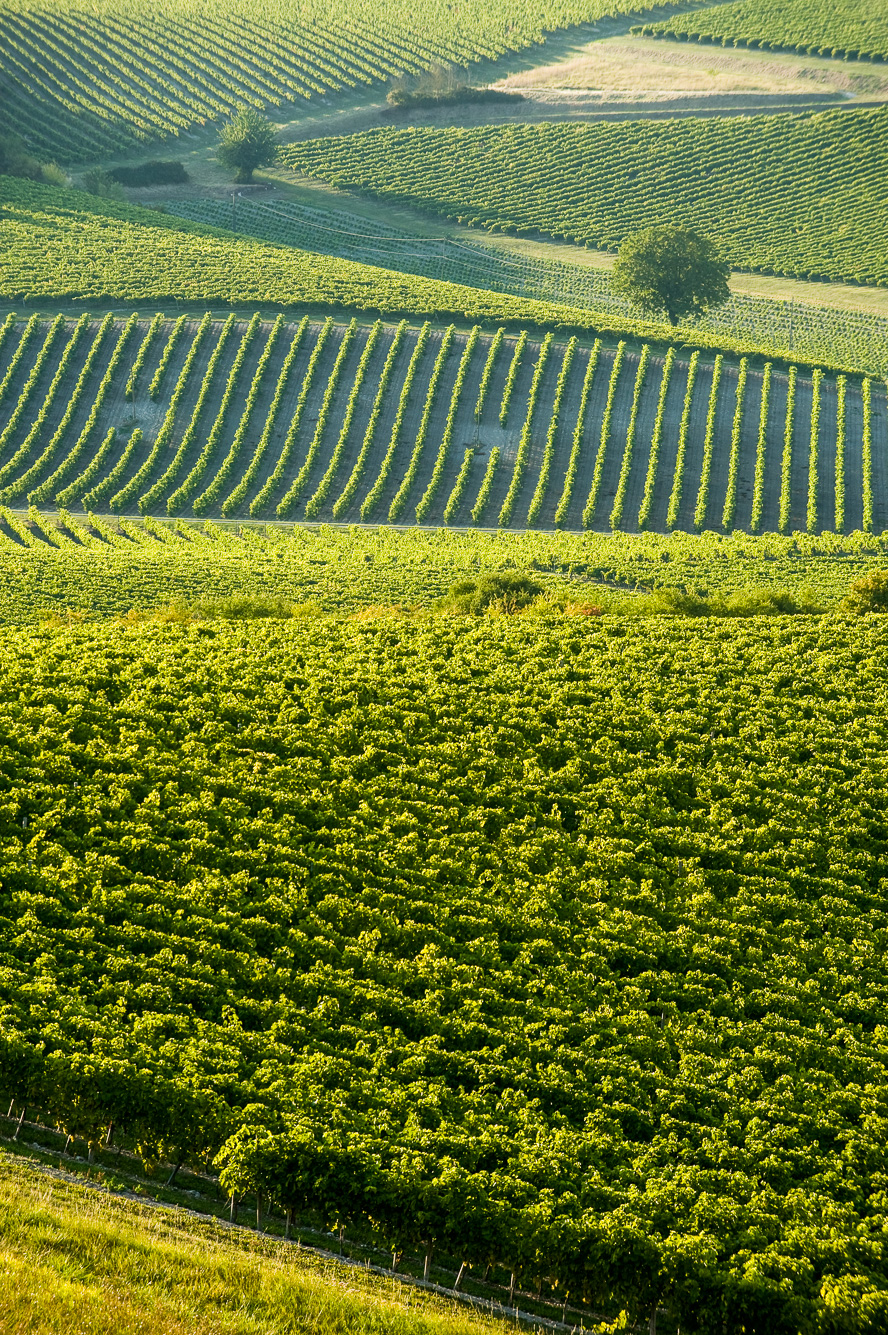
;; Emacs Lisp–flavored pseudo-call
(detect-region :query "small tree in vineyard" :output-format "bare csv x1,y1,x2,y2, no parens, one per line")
612,225,730,326
217,109,278,184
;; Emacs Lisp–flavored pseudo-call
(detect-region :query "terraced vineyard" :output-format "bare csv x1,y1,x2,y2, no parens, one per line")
637,0,888,61
283,106,888,286
0,0,687,165
1,312,884,533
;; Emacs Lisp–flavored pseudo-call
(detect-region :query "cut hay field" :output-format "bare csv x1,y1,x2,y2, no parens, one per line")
1,312,885,534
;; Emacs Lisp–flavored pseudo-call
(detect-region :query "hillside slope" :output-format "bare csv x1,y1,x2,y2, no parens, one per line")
282,107,888,285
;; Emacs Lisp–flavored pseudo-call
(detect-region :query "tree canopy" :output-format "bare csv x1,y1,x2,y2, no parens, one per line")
217,110,278,184
612,225,731,326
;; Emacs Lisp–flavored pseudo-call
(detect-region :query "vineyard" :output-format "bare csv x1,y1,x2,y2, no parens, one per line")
3,607,888,1333
282,106,888,286
0,311,885,535
0,0,688,165
638,0,888,61
6,0,888,1329
166,194,888,376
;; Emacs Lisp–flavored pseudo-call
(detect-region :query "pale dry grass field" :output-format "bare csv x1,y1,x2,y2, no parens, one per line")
495,35,888,96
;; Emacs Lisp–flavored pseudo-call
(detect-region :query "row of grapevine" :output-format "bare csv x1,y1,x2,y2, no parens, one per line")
807,370,823,534
416,327,480,523
693,355,724,532
778,368,797,535
388,327,454,522
554,342,600,529
637,347,675,531
749,363,773,535
721,358,749,532
471,447,501,525
333,322,407,520
610,345,651,531
583,342,625,528
360,324,430,520
666,352,701,530
527,337,576,526
498,333,553,527
306,321,383,519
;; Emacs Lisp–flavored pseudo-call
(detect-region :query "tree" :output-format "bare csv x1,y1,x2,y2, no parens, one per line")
611,226,730,326
217,109,278,184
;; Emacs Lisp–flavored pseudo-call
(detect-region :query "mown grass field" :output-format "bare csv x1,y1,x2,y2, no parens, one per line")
0,1152,504,1335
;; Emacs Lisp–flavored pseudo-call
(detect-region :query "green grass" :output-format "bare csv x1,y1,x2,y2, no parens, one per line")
0,1152,501,1335
282,107,888,287
637,0,888,61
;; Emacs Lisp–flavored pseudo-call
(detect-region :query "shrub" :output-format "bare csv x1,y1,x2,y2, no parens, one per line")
841,570,888,614
437,572,543,614
109,160,189,187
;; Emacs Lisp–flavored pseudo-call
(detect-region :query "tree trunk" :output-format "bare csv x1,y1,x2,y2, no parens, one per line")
482,1264,491,1283
6,1099,13,1119
454,1262,466,1291
256,1192,262,1231
13,1106,25,1140
62,1133,72,1156
649,1307,657,1335
391,1250,403,1272
339,1225,345,1256
88,1146,94,1165
105,1121,114,1147
165,1160,182,1187
509,1271,516,1307
284,1207,292,1240
423,1244,434,1282
230,1195,238,1224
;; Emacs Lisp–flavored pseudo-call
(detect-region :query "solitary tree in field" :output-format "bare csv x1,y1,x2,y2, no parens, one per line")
612,225,730,326
216,109,278,183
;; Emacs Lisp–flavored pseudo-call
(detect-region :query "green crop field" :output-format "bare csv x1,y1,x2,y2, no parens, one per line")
0,0,687,166
5,0,888,1329
637,0,888,62
164,194,888,376
6,573,888,1332
282,107,888,287
1,311,886,534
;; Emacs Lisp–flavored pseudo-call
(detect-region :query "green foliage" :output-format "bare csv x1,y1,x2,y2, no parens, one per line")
216,109,278,184
1,607,888,1330
435,571,544,613
80,168,125,201
109,161,189,188
612,226,730,328
0,0,689,166
283,109,888,286
841,568,888,613
637,0,888,62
